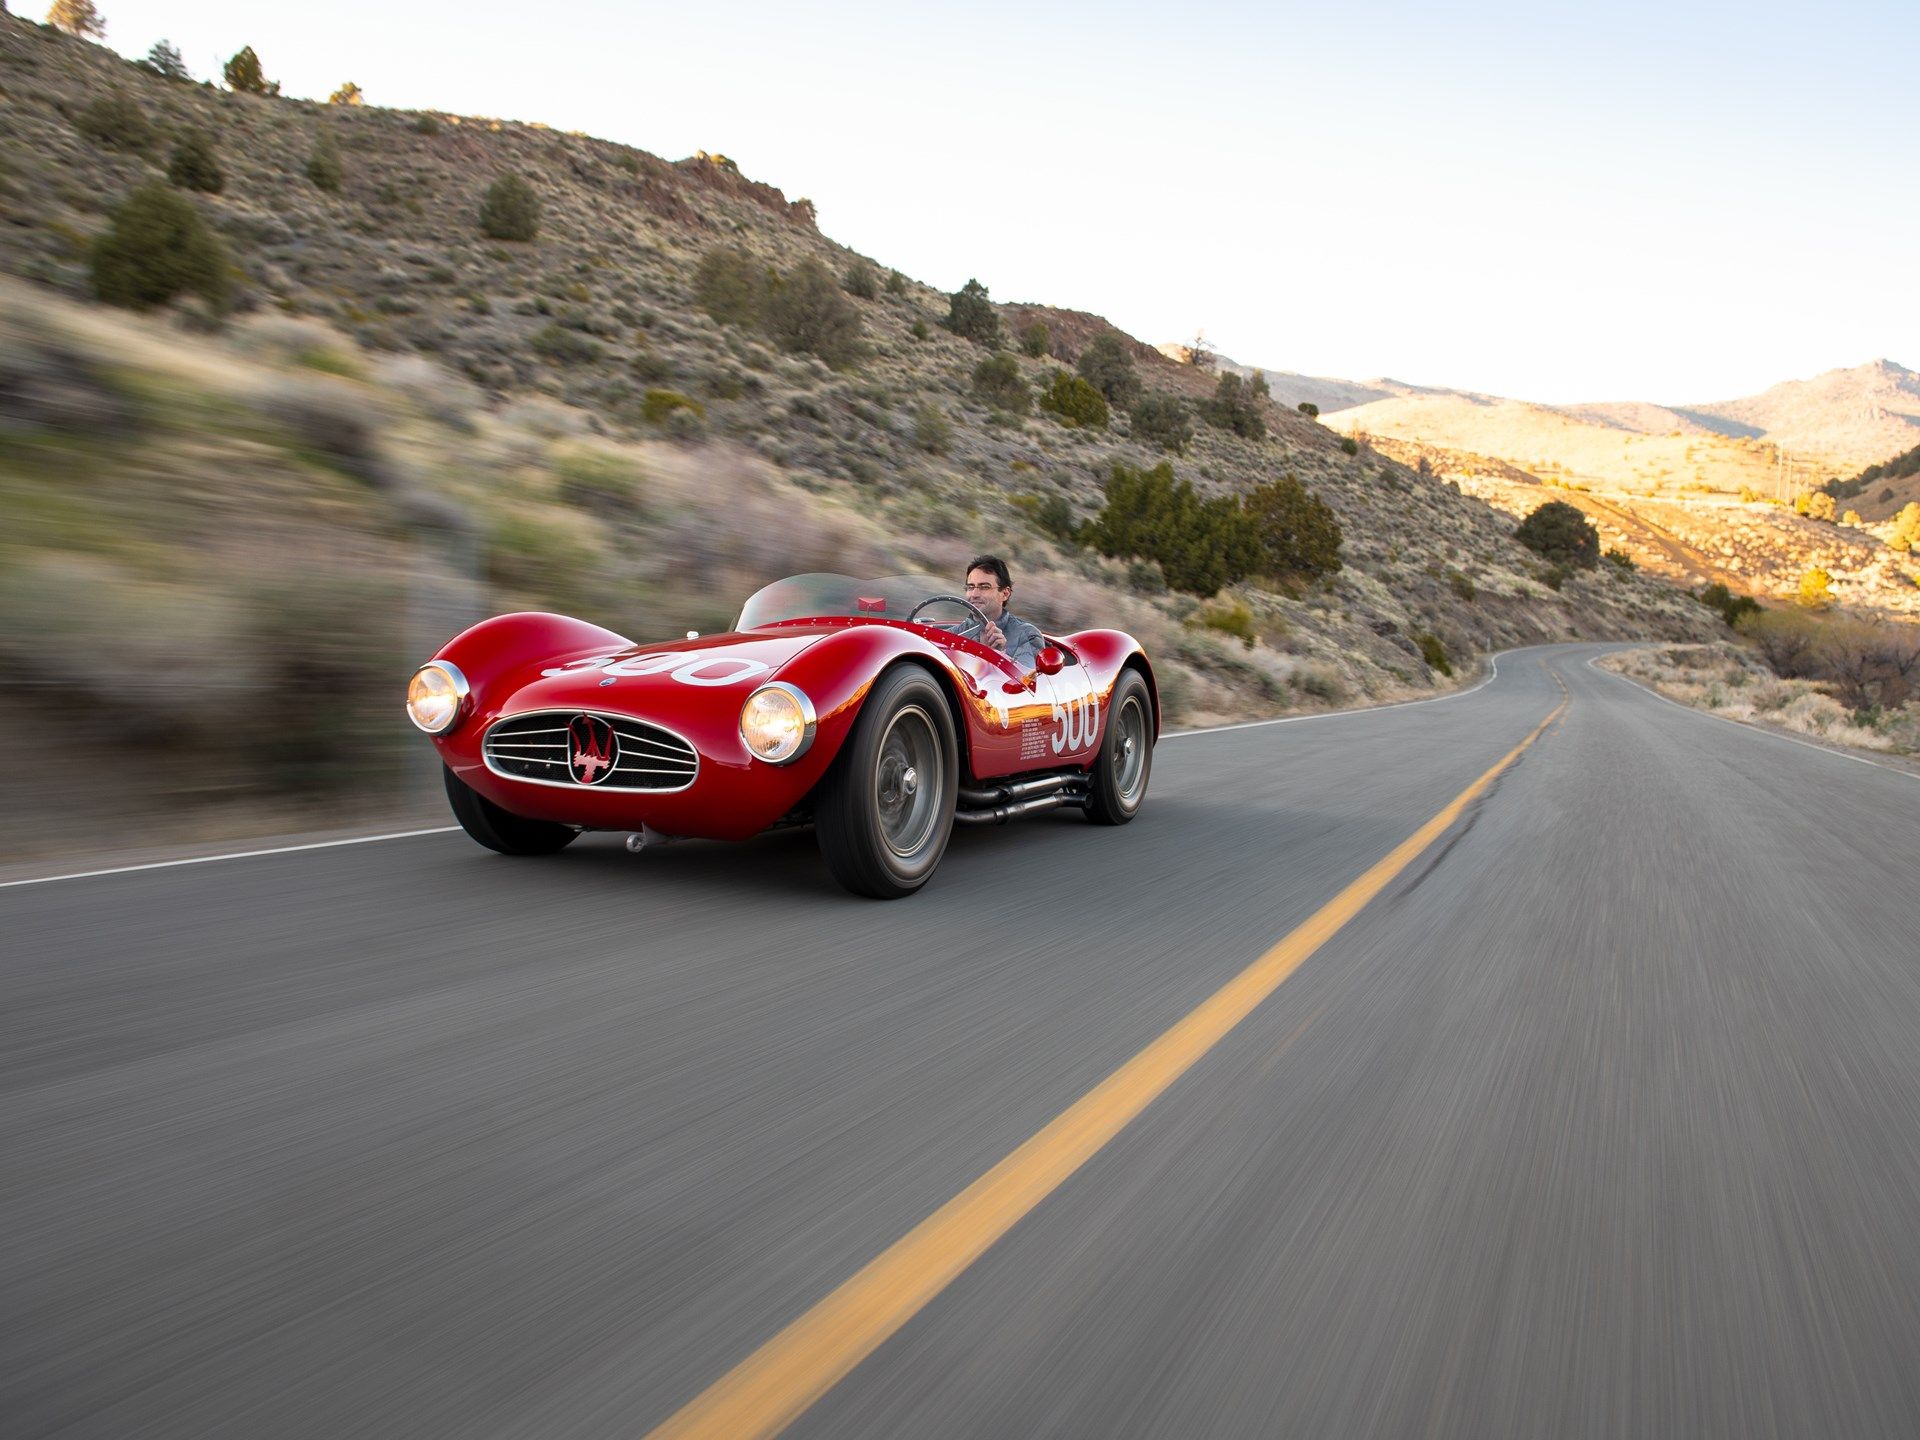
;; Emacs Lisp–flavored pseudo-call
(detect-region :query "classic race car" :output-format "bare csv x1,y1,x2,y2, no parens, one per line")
405,573,1158,897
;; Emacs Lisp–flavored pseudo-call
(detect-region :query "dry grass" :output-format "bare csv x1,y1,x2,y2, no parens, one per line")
1597,643,1920,753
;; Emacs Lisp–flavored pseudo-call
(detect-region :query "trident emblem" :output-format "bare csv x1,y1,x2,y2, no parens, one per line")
567,714,618,784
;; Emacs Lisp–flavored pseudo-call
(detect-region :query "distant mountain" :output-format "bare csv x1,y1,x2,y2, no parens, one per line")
1559,401,1761,440
1171,351,1920,490
1299,357,1920,614
1309,359,1920,518
1151,345,1431,415
1680,360,1920,464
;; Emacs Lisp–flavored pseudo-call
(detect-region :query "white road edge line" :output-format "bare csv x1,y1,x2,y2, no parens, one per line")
1162,650,1504,739
3,648,1530,890
0,827,462,891
1585,653,1920,785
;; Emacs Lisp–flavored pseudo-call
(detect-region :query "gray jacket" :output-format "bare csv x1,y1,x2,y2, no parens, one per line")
990,608,1044,669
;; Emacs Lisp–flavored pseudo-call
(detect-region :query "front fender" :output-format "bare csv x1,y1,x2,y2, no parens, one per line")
431,612,635,724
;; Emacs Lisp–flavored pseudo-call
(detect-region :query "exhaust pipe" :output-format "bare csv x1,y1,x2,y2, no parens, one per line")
953,790,1087,826
958,773,1082,808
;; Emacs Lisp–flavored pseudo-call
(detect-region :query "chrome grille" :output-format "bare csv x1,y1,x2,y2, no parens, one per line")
482,710,699,792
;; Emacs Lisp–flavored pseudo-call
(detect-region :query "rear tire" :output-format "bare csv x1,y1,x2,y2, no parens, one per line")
1085,669,1153,825
815,666,958,898
443,765,579,856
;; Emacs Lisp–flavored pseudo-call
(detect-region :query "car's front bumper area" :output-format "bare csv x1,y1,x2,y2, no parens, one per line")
436,700,844,842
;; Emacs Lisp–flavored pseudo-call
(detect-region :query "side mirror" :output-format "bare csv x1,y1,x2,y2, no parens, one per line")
1034,646,1065,676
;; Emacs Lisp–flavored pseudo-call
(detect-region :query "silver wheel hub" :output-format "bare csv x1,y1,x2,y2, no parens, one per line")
875,705,943,858
1114,696,1148,803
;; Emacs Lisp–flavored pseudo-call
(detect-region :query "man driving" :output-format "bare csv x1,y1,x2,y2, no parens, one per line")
964,554,1044,669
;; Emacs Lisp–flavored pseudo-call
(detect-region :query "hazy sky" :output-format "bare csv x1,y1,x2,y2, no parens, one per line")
94,1,1918,402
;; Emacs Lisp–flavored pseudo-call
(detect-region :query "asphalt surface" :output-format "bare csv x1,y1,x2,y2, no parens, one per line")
5,644,1920,1438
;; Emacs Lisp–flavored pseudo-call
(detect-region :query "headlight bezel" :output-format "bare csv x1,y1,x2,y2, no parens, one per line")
406,661,471,735
739,681,817,765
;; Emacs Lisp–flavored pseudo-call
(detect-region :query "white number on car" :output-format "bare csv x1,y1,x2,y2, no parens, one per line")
541,652,772,687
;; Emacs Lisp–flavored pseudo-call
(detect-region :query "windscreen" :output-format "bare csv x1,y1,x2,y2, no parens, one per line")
736,574,966,630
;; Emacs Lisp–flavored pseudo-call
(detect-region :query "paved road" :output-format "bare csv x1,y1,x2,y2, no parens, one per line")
5,646,1919,1438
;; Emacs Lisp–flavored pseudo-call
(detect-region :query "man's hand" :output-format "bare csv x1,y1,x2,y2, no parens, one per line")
981,619,1005,650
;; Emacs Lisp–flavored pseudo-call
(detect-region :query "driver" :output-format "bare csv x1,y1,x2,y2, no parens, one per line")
963,555,1043,669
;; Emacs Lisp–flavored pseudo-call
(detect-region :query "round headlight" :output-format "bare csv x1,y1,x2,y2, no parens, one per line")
406,661,469,735
740,682,816,765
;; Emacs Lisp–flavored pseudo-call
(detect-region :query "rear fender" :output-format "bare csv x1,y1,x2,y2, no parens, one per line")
1058,629,1160,736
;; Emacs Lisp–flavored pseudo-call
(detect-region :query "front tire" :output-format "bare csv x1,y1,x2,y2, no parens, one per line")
815,666,959,898
1085,669,1153,825
443,765,579,855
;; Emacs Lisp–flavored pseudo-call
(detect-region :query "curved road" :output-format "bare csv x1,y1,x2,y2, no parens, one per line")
5,645,1919,1438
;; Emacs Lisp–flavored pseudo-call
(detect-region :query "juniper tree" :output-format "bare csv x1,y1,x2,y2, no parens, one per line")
306,138,343,192
92,183,229,312
1202,371,1269,440
945,279,1000,347
764,259,864,367
1243,474,1342,582
166,131,225,193
1082,461,1260,596
970,353,1029,414
841,259,877,299
1514,500,1600,569
693,245,764,325
1128,393,1192,454
478,173,540,241
1037,370,1109,429
47,0,106,39
144,39,190,81
1075,333,1141,409
223,46,279,96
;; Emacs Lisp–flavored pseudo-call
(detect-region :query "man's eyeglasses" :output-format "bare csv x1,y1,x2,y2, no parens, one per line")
963,583,1002,593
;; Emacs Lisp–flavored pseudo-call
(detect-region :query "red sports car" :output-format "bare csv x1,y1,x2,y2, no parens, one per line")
405,573,1158,897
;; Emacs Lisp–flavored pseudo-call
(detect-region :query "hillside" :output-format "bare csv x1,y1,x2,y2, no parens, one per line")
0,16,1718,856
1312,355,1920,615
1149,349,1418,416
1351,428,1920,617
1328,391,1802,496
1686,360,1920,470
1323,360,1920,517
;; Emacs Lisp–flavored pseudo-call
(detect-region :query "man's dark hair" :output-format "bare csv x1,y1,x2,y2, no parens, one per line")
966,554,1011,589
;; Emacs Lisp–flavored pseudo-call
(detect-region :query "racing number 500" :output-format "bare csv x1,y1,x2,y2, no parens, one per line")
1050,691,1099,754
541,652,773,686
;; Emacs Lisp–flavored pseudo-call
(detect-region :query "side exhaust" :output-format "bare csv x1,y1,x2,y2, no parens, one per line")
958,773,1083,808
954,788,1088,827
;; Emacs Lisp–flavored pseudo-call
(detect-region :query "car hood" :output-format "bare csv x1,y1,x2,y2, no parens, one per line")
500,627,829,713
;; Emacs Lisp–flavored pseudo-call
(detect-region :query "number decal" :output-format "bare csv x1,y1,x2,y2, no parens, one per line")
541,651,771,687
668,656,772,687
541,655,621,677
1050,690,1100,754
604,653,687,677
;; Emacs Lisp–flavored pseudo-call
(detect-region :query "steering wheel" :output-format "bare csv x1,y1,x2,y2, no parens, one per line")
907,594,991,640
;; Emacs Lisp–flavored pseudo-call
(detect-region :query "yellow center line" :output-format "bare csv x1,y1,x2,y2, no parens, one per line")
646,695,1569,1440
